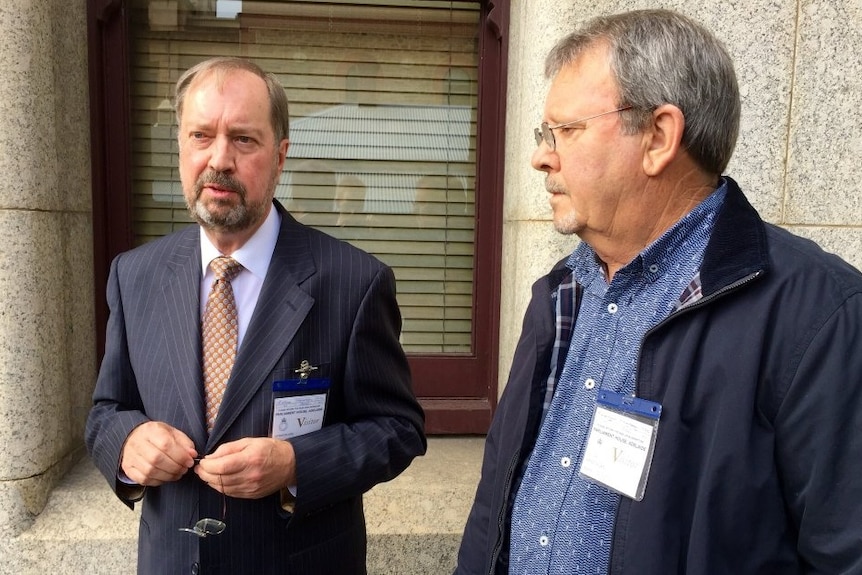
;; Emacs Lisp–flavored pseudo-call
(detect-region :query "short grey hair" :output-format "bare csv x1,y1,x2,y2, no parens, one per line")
546,9,740,175
174,57,290,143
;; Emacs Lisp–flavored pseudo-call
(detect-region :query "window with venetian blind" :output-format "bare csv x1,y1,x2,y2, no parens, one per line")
131,0,480,355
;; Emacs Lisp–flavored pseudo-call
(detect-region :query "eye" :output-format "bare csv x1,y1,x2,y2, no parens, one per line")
235,135,254,145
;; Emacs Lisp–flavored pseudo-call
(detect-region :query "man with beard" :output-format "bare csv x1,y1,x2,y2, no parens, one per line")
86,57,426,575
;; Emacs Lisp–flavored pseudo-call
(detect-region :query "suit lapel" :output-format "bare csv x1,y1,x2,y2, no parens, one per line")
207,206,316,447
160,229,208,446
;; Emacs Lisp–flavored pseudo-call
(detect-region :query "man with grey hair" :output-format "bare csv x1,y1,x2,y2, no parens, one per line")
86,57,426,574
456,9,862,574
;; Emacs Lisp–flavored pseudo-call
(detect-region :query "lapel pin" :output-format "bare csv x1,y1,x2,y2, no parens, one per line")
294,360,318,380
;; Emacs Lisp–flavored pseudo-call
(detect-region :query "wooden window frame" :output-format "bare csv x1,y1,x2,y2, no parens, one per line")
87,0,509,434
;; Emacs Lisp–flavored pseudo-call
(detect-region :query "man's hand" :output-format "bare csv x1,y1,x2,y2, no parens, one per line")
194,437,296,499
120,421,197,486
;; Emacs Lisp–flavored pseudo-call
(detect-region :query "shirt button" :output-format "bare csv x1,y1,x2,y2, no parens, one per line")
584,378,596,390
649,263,659,273
561,457,571,468
607,303,618,313
539,535,549,546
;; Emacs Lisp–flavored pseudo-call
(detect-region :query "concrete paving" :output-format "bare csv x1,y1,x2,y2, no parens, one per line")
3,436,485,575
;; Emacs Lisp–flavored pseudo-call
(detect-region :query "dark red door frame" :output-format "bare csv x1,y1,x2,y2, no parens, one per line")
86,0,510,434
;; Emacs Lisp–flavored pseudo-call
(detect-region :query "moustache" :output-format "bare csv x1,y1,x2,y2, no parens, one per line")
195,170,246,198
546,179,565,194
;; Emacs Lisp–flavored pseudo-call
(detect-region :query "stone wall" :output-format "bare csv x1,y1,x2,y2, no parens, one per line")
0,0,860,564
499,0,862,395
0,0,94,540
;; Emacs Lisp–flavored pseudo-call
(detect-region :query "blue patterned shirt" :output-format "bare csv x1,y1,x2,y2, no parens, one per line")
508,181,727,575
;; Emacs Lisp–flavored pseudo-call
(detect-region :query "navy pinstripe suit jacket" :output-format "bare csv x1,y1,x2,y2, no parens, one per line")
86,201,426,575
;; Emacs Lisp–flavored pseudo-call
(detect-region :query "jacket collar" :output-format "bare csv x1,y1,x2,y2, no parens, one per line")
698,176,769,297
542,177,768,301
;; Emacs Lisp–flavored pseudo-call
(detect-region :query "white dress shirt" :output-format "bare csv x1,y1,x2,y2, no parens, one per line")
199,206,281,348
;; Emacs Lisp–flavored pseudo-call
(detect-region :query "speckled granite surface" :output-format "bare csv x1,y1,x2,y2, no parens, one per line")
2,437,483,575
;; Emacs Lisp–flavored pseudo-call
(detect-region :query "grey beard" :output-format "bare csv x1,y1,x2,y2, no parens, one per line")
191,198,252,231
187,170,257,232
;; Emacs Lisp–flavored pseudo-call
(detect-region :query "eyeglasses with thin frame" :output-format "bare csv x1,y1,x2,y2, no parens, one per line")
534,106,633,151
179,473,227,538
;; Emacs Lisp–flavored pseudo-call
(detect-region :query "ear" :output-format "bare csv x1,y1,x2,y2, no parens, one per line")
276,139,290,171
642,104,685,176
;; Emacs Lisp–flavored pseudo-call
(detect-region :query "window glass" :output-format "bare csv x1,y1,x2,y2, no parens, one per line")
131,0,480,353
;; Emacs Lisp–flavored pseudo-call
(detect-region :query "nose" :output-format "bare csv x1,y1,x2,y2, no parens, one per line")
531,142,557,173
207,135,235,173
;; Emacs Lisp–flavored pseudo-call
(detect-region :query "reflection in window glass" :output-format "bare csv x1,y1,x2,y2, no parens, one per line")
130,0,480,353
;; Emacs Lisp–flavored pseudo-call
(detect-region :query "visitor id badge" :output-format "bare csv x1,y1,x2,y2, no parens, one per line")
579,390,662,501
270,369,330,440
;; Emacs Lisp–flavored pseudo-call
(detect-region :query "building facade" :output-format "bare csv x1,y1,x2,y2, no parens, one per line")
1,0,860,568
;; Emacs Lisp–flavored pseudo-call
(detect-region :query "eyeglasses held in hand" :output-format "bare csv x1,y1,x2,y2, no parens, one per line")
534,106,633,151
179,473,227,538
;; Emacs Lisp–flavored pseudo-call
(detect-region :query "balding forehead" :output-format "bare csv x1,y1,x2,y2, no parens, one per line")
188,67,265,94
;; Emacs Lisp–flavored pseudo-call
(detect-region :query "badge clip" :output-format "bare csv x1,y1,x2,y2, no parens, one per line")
294,360,318,381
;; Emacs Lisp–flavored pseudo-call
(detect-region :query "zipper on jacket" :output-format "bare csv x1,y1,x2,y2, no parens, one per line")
488,450,521,575
640,269,764,347
610,269,763,571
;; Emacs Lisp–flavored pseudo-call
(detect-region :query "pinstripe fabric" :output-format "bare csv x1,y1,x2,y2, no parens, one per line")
85,200,426,575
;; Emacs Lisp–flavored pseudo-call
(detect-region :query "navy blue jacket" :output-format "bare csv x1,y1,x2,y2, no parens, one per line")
456,178,862,574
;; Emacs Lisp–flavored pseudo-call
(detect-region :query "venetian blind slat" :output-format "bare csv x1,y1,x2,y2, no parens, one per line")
131,0,480,353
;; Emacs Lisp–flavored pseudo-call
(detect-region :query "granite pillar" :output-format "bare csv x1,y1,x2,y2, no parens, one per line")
0,0,94,539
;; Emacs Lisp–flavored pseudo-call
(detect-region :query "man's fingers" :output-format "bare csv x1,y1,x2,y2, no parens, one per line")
194,438,295,499
121,421,197,485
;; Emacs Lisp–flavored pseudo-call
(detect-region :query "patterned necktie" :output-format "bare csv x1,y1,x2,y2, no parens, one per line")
202,256,244,433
